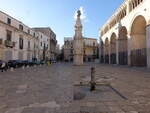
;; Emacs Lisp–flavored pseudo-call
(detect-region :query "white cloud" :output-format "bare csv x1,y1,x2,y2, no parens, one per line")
74,6,89,23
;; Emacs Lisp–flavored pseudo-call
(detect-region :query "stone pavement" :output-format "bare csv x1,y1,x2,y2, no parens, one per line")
0,63,150,113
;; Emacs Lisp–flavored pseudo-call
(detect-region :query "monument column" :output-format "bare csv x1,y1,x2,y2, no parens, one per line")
73,10,84,65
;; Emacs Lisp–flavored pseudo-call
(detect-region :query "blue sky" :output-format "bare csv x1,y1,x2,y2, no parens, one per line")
0,0,124,46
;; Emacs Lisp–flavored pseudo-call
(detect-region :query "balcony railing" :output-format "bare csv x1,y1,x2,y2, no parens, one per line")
5,40,15,48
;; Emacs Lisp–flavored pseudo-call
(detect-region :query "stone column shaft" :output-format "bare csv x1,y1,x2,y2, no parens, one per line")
146,25,150,68
116,39,119,65
104,45,105,63
109,43,111,64
99,39,102,63
128,35,131,66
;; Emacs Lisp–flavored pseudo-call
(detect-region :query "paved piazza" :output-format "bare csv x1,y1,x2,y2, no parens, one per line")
0,63,150,113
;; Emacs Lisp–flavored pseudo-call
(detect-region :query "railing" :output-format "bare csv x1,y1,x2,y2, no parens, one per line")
5,40,15,48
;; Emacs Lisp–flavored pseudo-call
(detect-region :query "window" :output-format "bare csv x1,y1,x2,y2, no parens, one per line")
28,41,30,49
33,33,35,37
84,50,86,54
0,39,3,45
43,43,46,49
19,36,23,49
7,18,11,25
93,42,95,46
41,42,42,47
71,50,73,54
19,24,23,31
28,29,30,34
71,44,73,48
6,30,12,41
132,2,135,9
34,43,36,49
93,49,96,54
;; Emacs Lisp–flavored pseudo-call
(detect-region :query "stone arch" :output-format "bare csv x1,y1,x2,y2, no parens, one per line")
118,26,128,65
110,33,117,64
129,12,148,31
130,15,147,66
104,38,109,64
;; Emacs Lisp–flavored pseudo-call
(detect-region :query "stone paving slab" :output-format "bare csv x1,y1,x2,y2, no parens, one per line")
0,63,150,113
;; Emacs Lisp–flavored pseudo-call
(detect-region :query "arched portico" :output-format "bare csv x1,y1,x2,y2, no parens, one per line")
110,33,117,64
104,38,109,64
130,15,147,66
118,26,128,65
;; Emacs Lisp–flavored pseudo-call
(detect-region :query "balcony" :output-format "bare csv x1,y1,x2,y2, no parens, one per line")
5,40,15,48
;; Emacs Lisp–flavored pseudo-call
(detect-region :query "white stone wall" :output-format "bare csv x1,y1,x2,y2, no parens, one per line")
100,0,150,67
101,0,150,42
37,32,50,60
0,11,39,61
84,38,98,46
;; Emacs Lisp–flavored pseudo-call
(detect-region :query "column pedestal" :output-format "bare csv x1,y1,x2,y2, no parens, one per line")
73,39,83,66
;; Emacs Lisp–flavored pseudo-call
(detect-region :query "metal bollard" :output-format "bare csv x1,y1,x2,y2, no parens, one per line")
22,66,25,69
26,65,29,68
10,67,14,72
90,67,96,91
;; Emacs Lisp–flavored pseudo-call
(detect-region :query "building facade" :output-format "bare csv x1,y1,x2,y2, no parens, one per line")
33,27,57,60
63,37,73,62
83,38,98,62
36,31,50,60
0,11,39,61
0,11,56,61
100,0,150,67
63,37,98,62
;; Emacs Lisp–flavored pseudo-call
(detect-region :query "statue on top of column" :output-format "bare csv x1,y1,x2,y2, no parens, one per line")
77,10,81,18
